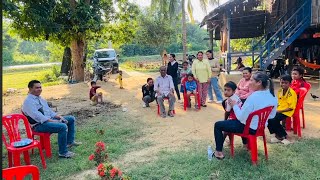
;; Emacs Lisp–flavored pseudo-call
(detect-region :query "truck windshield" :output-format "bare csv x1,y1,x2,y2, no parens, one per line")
95,51,115,58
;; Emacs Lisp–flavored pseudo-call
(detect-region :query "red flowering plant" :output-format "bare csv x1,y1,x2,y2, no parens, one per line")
89,141,130,180
88,141,109,165
97,162,130,180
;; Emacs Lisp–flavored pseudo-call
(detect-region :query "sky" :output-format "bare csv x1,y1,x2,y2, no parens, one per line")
131,0,229,22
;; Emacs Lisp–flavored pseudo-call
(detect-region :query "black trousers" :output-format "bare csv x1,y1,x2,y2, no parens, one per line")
214,120,256,151
172,77,181,100
268,113,288,138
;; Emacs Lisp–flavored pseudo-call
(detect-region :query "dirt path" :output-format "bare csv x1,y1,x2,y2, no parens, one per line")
3,69,320,179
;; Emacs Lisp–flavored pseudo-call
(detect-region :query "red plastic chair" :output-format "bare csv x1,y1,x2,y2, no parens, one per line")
32,131,52,158
300,82,311,129
157,98,176,115
182,78,201,111
2,114,47,169
21,111,52,158
285,88,308,137
229,106,274,165
2,165,40,180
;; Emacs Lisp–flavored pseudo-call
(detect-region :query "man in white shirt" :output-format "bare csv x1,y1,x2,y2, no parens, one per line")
22,80,81,158
154,66,176,118
206,50,223,103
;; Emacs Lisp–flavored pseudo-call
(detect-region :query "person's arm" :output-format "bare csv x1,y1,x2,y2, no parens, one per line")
185,82,190,91
232,97,254,124
193,81,197,90
169,76,175,93
278,90,298,113
22,99,52,124
206,60,211,80
211,60,220,71
192,62,197,79
154,78,160,94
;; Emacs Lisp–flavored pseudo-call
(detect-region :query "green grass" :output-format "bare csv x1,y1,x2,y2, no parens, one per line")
3,67,65,93
2,111,149,180
128,139,320,180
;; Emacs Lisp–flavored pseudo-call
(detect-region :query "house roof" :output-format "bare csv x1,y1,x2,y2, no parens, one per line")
200,0,267,39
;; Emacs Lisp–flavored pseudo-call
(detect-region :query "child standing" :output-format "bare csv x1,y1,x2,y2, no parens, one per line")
185,74,199,109
180,61,191,94
268,75,297,145
116,70,124,89
89,81,103,105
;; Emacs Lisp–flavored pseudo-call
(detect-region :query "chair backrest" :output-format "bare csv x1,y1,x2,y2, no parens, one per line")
182,78,199,93
303,82,311,91
294,88,308,113
243,106,274,136
2,114,33,148
2,165,40,180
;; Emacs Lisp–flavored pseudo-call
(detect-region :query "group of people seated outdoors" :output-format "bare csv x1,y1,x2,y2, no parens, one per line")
140,51,309,160
21,49,309,161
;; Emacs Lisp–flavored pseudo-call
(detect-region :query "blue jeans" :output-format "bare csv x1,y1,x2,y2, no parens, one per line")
33,115,76,155
208,77,223,101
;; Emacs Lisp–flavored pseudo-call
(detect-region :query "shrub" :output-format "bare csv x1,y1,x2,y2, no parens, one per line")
40,65,61,83
89,141,130,180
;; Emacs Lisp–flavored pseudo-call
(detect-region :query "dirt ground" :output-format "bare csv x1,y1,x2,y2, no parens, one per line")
3,70,320,179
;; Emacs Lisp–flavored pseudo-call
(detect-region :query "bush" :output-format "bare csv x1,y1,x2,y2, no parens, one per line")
2,48,14,66
40,65,61,83
12,53,46,65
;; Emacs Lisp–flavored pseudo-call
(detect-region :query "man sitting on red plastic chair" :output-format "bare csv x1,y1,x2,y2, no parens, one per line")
154,66,176,118
185,74,199,109
22,80,82,158
268,75,297,145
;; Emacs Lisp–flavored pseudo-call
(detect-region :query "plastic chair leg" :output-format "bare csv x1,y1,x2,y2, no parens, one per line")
13,152,21,167
263,135,268,160
301,107,305,129
229,134,234,157
8,152,13,167
43,135,52,158
38,145,47,169
295,115,302,138
23,151,31,165
249,136,258,165
293,116,297,134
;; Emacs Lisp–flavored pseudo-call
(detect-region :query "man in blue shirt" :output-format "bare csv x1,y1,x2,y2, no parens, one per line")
22,80,81,158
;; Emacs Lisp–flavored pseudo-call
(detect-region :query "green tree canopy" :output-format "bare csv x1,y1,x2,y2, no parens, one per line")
3,0,139,81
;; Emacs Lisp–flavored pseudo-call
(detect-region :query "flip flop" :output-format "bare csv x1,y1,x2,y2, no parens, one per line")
212,152,225,160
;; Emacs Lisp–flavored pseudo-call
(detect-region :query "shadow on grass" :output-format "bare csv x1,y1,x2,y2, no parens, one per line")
128,139,320,180
2,111,150,180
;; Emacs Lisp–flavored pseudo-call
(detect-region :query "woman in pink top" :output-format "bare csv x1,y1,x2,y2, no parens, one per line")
235,67,253,102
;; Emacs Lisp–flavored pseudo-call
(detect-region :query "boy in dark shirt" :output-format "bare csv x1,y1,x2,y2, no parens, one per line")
142,78,155,107
90,81,103,105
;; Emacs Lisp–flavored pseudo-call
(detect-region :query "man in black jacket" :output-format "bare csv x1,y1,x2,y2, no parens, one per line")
142,78,155,107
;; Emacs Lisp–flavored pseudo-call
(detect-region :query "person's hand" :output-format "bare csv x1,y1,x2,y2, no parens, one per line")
60,117,68,124
207,79,210,83
228,99,237,108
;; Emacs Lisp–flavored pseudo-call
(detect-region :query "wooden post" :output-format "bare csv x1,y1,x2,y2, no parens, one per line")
208,23,214,52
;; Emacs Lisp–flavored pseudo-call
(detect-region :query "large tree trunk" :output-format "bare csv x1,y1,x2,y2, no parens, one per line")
60,47,71,76
182,0,187,62
70,39,85,81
